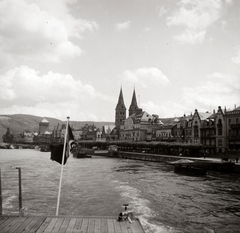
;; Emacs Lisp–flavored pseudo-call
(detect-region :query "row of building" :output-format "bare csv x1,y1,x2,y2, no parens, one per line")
37,118,117,145
115,88,240,155
36,88,239,156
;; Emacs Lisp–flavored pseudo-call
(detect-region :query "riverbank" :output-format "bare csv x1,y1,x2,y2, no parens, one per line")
103,151,240,174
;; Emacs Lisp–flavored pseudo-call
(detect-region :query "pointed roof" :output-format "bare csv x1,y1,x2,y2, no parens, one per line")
41,117,49,123
115,87,126,110
129,88,138,110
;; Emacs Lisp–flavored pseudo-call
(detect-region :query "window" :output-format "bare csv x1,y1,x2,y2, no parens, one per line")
217,119,222,136
218,127,222,136
194,126,199,137
218,139,223,146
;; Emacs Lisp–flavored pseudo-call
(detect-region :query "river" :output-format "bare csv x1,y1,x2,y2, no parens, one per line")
0,149,240,233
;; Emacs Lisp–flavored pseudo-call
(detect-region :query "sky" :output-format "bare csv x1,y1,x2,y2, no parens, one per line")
0,0,239,122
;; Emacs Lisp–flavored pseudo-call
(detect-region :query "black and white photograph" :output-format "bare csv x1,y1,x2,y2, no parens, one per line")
0,0,240,232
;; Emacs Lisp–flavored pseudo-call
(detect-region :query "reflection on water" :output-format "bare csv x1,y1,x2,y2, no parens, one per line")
1,149,240,233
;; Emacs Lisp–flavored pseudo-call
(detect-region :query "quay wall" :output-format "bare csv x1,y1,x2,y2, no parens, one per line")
117,151,181,162
105,151,240,174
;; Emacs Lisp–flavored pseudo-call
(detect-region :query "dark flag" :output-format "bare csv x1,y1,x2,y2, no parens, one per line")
50,125,75,165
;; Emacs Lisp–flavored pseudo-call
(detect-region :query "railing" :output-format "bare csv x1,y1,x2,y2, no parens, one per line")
0,167,24,216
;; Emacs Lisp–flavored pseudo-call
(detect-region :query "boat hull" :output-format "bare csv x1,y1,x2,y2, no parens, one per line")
73,152,92,158
174,164,207,176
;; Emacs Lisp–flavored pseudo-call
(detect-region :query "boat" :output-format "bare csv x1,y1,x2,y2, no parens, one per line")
166,159,207,176
39,145,50,152
174,164,207,176
73,147,92,158
0,143,12,149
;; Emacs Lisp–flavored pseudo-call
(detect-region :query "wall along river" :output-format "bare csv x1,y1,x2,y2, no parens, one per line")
0,149,240,233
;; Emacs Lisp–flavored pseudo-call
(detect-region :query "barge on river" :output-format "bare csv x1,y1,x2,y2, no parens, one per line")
166,159,207,176
166,159,236,175
72,147,92,158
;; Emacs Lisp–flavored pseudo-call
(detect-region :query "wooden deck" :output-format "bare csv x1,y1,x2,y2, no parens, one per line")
0,216,145,233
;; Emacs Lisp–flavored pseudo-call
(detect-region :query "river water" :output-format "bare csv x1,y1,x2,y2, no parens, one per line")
0,149,240,233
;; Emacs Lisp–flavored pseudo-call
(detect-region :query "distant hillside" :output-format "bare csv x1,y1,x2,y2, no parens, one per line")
0,114,177,143
0,114,114,142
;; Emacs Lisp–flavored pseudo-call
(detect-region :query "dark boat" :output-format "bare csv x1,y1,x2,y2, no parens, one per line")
39,145,50,152
166,159,207,176
73,147,92,158
174,164,207,176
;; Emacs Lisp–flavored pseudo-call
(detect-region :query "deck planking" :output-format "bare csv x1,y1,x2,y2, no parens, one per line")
0,216,145,233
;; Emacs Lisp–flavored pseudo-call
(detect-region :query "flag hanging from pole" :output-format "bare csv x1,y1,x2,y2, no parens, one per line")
50,124,75,165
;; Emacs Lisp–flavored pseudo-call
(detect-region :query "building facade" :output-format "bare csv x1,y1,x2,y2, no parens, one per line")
225,106,240,154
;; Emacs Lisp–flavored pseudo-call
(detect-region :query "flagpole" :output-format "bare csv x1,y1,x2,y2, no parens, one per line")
56,116,69,216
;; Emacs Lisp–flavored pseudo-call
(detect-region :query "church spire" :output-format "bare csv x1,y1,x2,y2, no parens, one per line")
129,88,142,116
130,88,138,108
115,87,126,130
115,86,126,110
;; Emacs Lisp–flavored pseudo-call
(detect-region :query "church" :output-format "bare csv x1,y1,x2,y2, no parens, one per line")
115,87,161,141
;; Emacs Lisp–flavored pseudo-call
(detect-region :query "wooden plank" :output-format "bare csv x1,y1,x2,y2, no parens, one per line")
72,218,83,233
35,217,53,233
28,217,46,233
129,219,145,233
6,217,28,233
1,217,21,233
119,221,132,233
113,219,122,233
124,221,133,233
21,216,40,233
65,218,76,233
0,216,145,233
94,218,101,233
42,217,58,233
0,217,9,226
87,218,95,233
58,217,71,233
80,218,89,233
100,218,108,233
0,217,13,231
50,217,64,233
13,217,34,233
107,219,115,233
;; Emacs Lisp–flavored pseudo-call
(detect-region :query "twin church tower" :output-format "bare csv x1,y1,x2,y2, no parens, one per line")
115,87,142,130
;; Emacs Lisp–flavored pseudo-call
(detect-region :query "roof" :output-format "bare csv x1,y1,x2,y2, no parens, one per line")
41,117,49,123
159,117,178,125
208,113,217,119
225,106,240,115
197,112,212,120
103,125,115,134
157,124,175,130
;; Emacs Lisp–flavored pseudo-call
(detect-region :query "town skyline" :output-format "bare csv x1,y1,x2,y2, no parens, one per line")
0,0,239,122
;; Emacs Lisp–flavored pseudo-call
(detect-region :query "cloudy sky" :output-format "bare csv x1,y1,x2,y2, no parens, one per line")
0,0,239,122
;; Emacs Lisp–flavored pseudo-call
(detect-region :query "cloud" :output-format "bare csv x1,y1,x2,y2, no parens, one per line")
140,101,186,118
0,66,109,120
158,6,167,17
115,21,131,31
121,67,170,88
0,0,98,62
181,72,240,110
232,49,240,65
167,0,229,44
139,72,239,118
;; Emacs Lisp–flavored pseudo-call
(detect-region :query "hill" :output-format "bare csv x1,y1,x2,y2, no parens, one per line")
0,114,114,142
